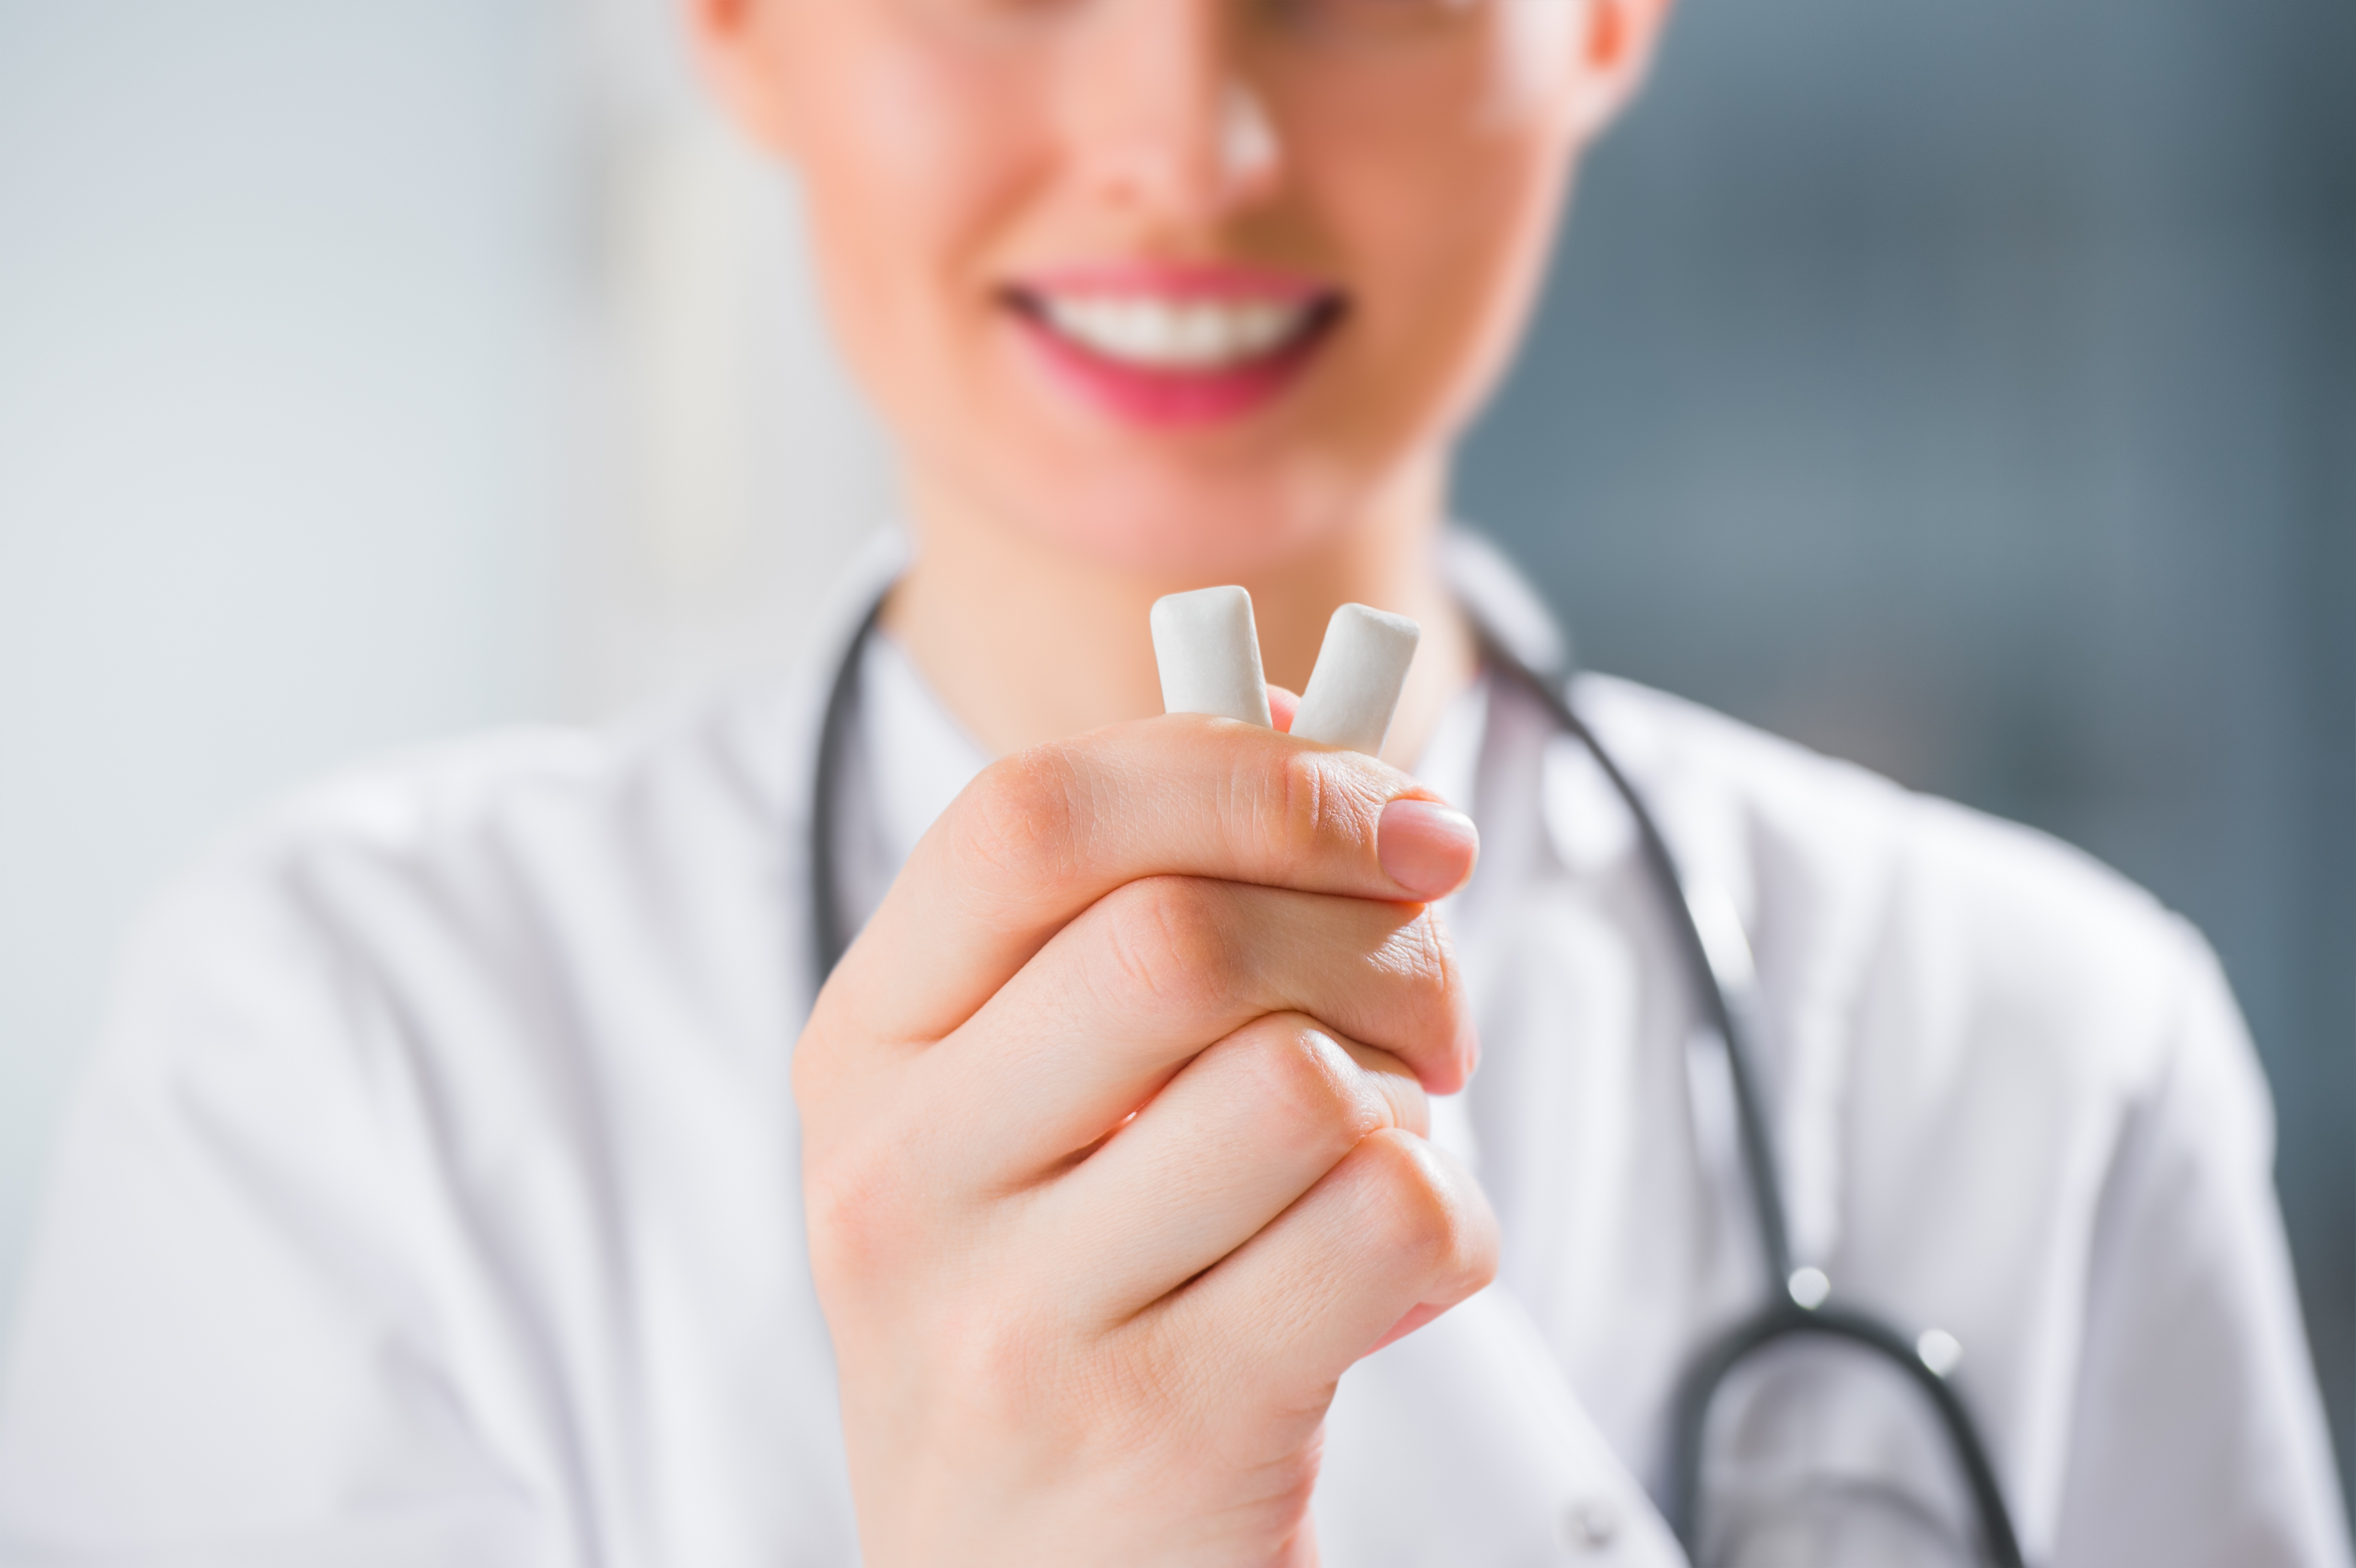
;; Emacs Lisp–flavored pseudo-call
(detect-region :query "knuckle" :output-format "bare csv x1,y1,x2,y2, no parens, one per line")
942,1309,1058,1420
1098,876,1235,1010
957,746,1086,891
1090,1326,1207,1443
953,1300,1163,1450
800,1181,874,1291
1266,748,1353,870
800,1138,916,1292
1234,1018,1384,1153
1355,1130,1491,1285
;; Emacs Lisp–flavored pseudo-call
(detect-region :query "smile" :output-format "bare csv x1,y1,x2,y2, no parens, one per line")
1027,293,1330,371
1003,270,1345,427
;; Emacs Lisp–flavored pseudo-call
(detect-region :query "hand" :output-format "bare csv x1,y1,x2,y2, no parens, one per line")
794,710,1496,1567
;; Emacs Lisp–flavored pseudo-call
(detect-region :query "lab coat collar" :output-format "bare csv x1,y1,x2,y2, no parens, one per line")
1440,526,1574,679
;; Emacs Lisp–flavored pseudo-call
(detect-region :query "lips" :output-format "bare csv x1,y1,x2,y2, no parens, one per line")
1003,267,1345,427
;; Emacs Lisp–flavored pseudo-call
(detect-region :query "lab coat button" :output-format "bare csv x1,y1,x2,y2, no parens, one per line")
1559,1496,1622,1554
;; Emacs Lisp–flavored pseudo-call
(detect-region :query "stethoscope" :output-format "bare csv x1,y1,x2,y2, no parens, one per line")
806,587,2026,1567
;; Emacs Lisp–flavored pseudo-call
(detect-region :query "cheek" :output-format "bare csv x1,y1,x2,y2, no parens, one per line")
1314,111,1574,443
781,43,1041,429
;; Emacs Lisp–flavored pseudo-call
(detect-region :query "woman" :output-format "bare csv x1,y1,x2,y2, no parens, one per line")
1,1,2344,1563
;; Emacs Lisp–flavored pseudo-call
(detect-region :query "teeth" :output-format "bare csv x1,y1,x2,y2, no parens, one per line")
1035,294,1318,370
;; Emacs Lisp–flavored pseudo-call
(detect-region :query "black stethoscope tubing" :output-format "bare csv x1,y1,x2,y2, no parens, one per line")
1473,633,2026,1567
809,591,890,985
806,587,2024,1567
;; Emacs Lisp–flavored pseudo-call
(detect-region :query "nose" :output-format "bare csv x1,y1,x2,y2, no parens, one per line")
1057,0,1285,224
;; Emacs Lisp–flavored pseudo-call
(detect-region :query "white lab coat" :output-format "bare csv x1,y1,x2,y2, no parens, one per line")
0,535,2344,1567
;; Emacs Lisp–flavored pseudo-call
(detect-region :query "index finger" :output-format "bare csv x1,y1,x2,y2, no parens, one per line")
819,714,1478,1046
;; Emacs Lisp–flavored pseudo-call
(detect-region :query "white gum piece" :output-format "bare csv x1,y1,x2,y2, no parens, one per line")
1151,585,1273,727
1290,603,1421,756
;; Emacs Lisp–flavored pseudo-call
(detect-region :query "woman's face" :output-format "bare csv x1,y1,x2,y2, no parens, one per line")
696,0,1664,578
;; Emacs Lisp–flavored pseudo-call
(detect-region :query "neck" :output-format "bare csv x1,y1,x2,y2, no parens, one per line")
880,463,1478,771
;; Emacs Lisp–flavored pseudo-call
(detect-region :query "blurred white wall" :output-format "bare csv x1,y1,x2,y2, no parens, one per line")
574,0,894,711
0,0,888,1331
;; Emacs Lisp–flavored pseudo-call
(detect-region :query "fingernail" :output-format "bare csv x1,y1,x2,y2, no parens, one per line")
1377,799,1479,901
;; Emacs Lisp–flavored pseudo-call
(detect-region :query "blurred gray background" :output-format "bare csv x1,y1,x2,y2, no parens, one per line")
1464,0,2355,1497
2,0,2348,1515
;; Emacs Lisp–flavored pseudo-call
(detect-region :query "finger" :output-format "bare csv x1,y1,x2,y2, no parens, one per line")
815,718,1479,1050
1137,1130,1499,1415
918,876,1469,1181
830,876,1465,1197
1267,684,1300,734
1018,1013,1427,1324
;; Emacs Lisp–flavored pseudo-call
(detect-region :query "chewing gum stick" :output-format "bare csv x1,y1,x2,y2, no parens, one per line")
1151,586,1273,727
1290,603,1420,757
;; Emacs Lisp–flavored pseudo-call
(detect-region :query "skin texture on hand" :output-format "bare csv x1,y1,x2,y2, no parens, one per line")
793,714,1495,1567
